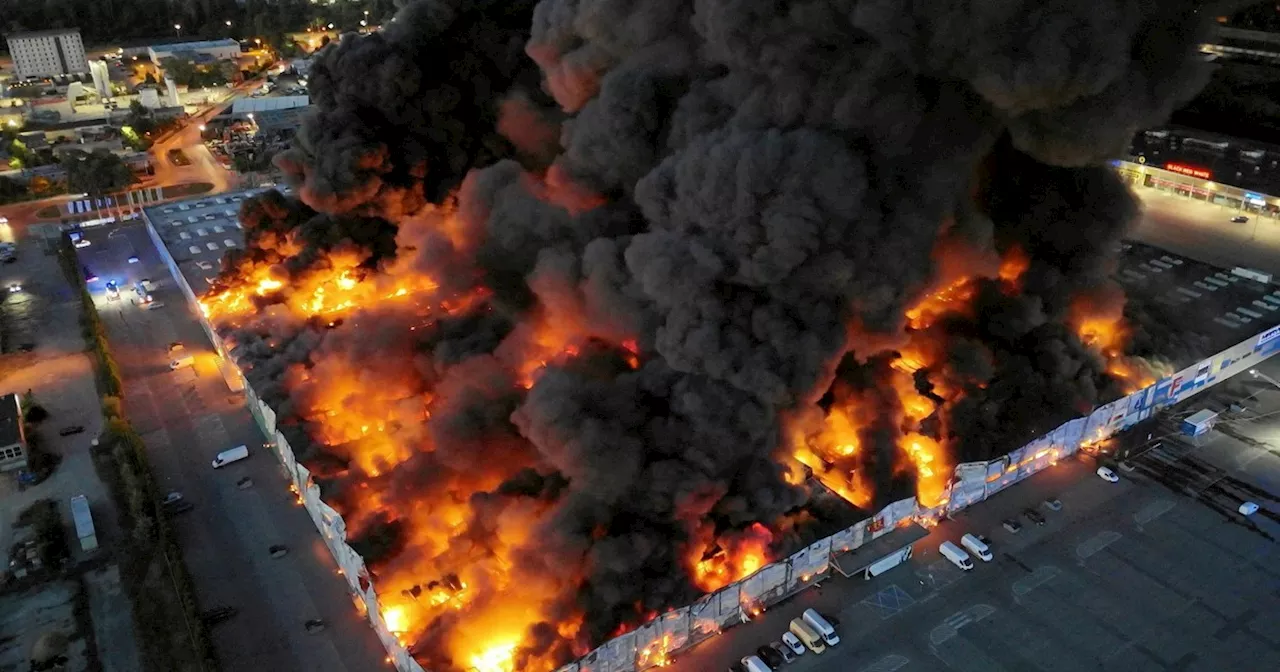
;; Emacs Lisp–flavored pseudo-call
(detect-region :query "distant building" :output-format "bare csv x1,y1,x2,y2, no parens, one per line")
148,39,242,65
0,392,29,472
88,59,111,98
5,28,89,79
226,95,312,133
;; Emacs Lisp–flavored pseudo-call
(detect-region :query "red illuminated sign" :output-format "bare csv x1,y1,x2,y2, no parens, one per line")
1164,162,1212,179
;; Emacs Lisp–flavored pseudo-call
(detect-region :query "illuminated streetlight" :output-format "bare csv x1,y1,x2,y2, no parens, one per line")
360,20,367,27
226,20,232,27
327,23,335,29
174,23,182,37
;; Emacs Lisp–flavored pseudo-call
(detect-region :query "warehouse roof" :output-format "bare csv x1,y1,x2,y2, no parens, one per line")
144,188,272,297
149,39,239,53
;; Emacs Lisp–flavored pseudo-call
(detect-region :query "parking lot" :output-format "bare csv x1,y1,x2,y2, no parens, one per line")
671,365,1280,672
71,222,388,672
0,227,141,671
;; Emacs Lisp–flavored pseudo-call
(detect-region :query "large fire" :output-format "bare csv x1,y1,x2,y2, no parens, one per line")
200,206,1148,670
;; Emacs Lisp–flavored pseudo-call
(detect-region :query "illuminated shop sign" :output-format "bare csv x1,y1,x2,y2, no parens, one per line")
1163,163,1212,179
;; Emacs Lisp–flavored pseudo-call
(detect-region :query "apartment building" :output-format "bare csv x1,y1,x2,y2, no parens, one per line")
5,28,89,79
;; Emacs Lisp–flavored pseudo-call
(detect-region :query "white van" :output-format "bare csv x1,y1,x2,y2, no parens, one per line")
169,354,195,370
961,533,993,561
940,540,974,570
211,445,250,469
801,608,840,646
741,655,771,672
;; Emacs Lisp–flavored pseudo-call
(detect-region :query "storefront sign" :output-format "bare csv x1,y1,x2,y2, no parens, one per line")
1164,162,1212,179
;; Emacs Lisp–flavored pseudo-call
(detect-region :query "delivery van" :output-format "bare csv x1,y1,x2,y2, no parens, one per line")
801,608,840,646
169,354,195,370
789,618,825,654
940,540,974,570
961,533,993,562
741,655,771,672
211,445,250,469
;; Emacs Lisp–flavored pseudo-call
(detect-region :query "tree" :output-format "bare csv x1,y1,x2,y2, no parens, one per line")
0,176,24,205
61,149,137,197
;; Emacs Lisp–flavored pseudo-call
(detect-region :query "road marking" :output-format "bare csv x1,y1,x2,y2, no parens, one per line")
859,654,910,672
1012,566,1060,597
1134,499,1175,526
860,584,916,619
930,604,995,646
1076,530,1121,561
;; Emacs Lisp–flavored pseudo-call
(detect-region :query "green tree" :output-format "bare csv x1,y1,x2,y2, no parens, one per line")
61,149,137,197
0,175,26,205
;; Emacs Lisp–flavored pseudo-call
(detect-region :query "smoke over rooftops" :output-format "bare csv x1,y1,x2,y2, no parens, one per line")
207,1,1247,669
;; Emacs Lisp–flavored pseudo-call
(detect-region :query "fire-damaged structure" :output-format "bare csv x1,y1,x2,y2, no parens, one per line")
141,1,1266,671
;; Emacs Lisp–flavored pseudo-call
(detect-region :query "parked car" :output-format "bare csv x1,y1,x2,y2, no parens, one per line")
161,491,184,505
771,641,796,663
1239,501,1259,516
756,644,785,668
780,631,805,656
69,231,90,248
58,425,85,436
1231,215,1249,223
1042,497,1063,511
1023,508,1046,526
1096,466,1120,483
1118,460,1137,473
1002,518,1022,533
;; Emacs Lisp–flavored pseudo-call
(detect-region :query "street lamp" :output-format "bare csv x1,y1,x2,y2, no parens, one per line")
360,20,367,27
1250,369,1280,391
327,23,335,30
174,24,182,37
226,20,232,27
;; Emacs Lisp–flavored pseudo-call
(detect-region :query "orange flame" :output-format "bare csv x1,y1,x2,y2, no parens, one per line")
689,523,773,592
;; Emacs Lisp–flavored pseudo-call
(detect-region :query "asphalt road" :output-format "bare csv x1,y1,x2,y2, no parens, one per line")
72,223,388,672
1131,188,1280,276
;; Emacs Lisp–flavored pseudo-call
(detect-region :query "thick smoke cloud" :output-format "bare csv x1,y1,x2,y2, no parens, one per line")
208,1,1246,669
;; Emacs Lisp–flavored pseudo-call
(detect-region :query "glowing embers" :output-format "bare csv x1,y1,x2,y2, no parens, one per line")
904,276,977,331
791,401,874,509
200,248,438,328
1068,286,1162,391
899,432,947,508
638,633,675,668
689,522,774,593
470,641,517,672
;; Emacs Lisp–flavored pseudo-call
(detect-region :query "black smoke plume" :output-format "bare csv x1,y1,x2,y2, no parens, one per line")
210,1,1246,669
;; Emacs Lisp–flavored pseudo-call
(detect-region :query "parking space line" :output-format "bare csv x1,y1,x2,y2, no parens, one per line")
1012,565,1060,597
859,654,910,672
1076,531,1121,561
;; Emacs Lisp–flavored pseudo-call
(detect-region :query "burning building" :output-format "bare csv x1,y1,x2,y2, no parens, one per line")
168,1,1257,670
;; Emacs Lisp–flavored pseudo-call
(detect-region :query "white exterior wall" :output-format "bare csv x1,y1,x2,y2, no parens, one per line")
7,30,88,78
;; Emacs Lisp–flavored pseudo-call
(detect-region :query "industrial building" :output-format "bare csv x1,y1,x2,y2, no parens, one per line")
147,38,242,64
4,28,89,79
220,95,313,133
0,392,29,472
136,188,1280,672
